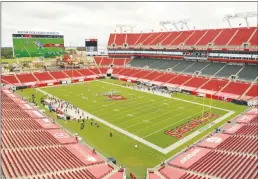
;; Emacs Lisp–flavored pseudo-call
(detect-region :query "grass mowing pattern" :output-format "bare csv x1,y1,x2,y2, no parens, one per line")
17,79,247,178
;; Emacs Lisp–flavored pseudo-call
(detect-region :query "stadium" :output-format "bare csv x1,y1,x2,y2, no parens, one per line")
1,2,258,179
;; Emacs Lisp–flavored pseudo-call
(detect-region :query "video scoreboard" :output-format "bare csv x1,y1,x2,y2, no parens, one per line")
12,31,64,58
85,39,98,56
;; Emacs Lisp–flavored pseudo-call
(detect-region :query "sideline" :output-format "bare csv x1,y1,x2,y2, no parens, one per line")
36,81,235,154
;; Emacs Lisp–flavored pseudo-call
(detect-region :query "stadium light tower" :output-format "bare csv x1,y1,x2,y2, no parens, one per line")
223,11,257,28
116,24,137,33
159,20,190,31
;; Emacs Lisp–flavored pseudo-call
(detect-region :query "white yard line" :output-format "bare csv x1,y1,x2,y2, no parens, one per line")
36,81,236,154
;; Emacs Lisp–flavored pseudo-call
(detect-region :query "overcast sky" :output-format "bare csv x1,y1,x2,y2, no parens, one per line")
1,2,257,47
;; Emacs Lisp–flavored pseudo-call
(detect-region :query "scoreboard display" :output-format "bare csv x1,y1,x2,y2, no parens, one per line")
85,39,98,56
12,31,65,58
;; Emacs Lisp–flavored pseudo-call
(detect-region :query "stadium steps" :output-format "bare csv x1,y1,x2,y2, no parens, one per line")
47,71,58,81
113,34,117,45
211,29,223,43
226,29,239,46
180,62,197,73
124,34,128,44
235,65,246,77
211,64,227,77
179,75,194,87
194,30,209,46
148,33,163,46
32,72,41,83
248,28,257,44
124,58,132,66
98,57,104,66
182,31,196,45
14,74,22,85
75,69,84,77
141,33,155,46
215,80,231,94
240,76,258,99
168,32,183,46
62,70,71,78
133,33,144,46
159,33,174,46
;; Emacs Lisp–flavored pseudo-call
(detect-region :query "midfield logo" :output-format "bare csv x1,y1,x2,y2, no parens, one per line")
108,95,127,100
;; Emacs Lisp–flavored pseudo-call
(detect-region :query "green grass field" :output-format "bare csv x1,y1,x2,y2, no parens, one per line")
17,79,248,178
13,38,64,58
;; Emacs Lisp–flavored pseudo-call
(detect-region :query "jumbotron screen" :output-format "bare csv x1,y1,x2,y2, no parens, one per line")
12,31,65,58
85,39,98,56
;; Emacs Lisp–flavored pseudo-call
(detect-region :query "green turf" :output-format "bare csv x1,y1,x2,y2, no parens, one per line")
13,37,64,58
17,79,248,178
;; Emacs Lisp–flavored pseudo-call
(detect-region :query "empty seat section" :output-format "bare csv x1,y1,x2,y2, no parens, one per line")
101,57,113,66
196,29,222,46
135,33,152,45
2,75,20,84
132,70,152,78
77,68,95,76
171,31,193,45
94,56,102,65
126,34,141,46
149,32,170,46
161,31,181,46
155,73,176,83
213,28,238,46
228,27,256,46
64,70,82,77
143,71,164,81
108,34,115,46
112,67,124,74
245,84,258,97
201,63,225,76
184,62,210,73
124,58,132,65
184,77,209,88
215,65,242,78
114,34,126,46
249,29,257,46
147,59,168,69
89,68,101,75
129,58,156,68
167,75,192,85
50,71,68,79
221,81,250,95
142,33,160,45
113,58,125,66
237,65,258,81
184,30,207,46
16,73,37,83
34,72,55,81
99,67,108,74
189,150,256,179
172,61,195,72
159,60,182,70
201,78,228,91
216,136,257,155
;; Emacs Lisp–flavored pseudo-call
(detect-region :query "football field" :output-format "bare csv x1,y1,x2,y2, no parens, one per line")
41,79,229,149
17,79,247,178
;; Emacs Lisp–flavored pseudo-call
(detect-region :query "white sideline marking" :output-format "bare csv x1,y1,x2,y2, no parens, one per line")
36,81,235,154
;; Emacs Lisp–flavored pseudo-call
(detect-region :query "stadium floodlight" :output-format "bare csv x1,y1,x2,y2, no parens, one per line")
116,24,137,33
159,20,190,31
223,11,257,28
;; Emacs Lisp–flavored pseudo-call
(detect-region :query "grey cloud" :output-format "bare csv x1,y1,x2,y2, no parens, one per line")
2,1,257,47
